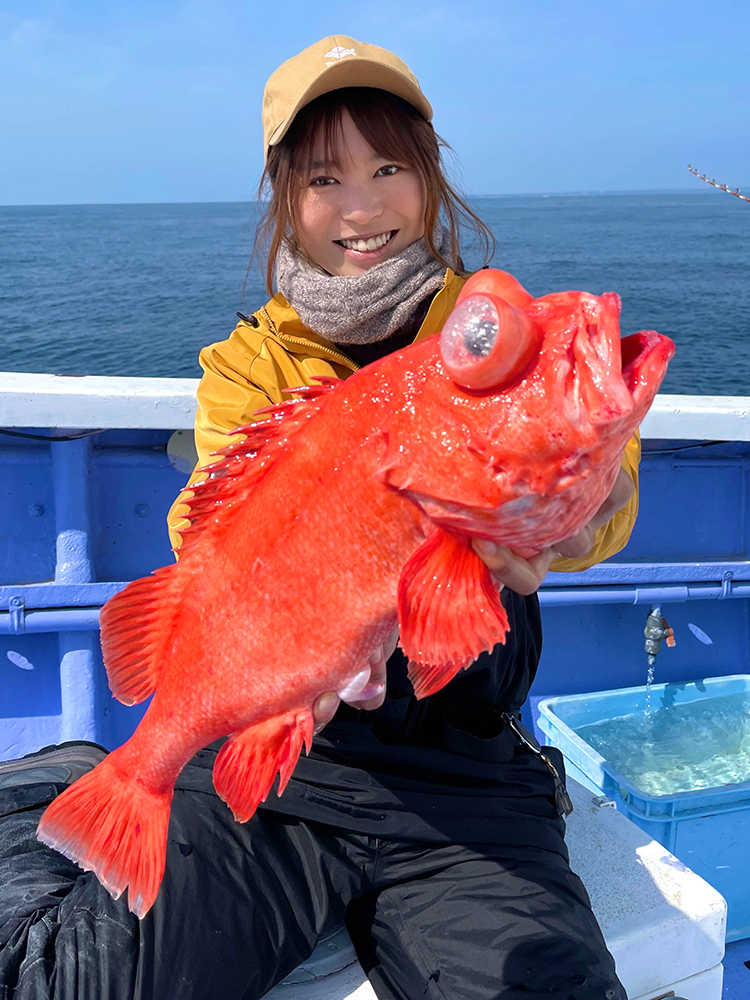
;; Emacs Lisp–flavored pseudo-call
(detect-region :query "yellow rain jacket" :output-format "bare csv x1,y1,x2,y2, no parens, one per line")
167,269,640,572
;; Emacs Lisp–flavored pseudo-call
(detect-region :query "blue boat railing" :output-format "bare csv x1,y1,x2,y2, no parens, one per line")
1,370,749,756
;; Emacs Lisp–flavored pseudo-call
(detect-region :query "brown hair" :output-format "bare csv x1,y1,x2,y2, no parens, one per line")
253,87,495,295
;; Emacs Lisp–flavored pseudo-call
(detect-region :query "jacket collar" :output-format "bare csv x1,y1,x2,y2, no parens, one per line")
259,268,470,370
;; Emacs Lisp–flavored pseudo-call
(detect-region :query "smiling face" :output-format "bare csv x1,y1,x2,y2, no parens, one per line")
295,111,426,277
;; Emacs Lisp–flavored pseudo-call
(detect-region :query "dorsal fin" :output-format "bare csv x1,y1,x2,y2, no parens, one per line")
283,377,340,399
99,565,179,705
178,377,340,555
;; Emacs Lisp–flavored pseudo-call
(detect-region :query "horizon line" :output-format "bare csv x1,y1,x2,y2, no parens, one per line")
0,186,730,209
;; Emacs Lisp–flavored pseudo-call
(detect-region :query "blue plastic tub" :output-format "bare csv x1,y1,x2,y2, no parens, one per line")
538,674,750,942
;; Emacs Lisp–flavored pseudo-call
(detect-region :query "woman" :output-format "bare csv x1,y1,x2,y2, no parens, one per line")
0,35,638,1000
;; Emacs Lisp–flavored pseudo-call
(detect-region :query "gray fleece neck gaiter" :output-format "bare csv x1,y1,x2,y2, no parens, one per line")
275,227,449,345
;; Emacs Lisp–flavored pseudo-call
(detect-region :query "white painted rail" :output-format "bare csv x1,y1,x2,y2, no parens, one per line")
1,372,750,441
640,394,750,442
0,372,200,430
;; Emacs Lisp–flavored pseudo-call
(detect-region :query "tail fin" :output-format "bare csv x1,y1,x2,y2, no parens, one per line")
36,751,172,919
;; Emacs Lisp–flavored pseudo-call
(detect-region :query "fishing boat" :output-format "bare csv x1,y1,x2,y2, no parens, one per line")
1,371,748,999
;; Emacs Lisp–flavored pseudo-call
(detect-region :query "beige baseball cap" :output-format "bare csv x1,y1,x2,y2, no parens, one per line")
262,35,433,155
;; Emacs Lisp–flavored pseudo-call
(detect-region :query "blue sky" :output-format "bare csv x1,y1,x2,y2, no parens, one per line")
1,0,748,204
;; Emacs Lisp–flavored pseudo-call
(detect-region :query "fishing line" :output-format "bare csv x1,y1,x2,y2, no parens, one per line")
643,440,726,455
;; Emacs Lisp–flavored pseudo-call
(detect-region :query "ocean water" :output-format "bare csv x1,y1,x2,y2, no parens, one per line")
1,192,748,393
576,692,750,797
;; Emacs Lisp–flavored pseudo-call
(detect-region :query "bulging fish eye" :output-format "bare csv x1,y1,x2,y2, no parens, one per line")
462,315,498,358
440,293,542,391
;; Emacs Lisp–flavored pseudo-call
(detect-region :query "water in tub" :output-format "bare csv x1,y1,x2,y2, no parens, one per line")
576,692,750,796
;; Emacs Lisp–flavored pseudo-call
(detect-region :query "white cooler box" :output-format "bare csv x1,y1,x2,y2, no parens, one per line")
264,777,727,1000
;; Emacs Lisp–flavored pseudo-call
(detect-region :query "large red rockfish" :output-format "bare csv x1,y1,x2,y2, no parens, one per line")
37,269,674,916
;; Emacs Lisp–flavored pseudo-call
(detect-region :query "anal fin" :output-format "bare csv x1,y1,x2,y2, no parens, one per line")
398,529,510,699
213,710,314,823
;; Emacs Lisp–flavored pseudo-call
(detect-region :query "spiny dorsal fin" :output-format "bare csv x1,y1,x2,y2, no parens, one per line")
178,377,340,554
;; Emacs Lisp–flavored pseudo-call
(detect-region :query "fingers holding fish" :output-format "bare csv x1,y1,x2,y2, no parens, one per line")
313,691,340,736
594,465,636,527
473,464,633,587
347,627,398,710
472,539,560,596
382,625,400,663
345,647,387,711
555,467,636,560
555,526,595,560
340,628,398,710
312,628,398,731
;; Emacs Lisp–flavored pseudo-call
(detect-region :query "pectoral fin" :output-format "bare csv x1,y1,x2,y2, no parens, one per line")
397,529,510,699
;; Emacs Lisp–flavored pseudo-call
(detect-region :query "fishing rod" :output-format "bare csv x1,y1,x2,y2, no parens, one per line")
687,164,750,203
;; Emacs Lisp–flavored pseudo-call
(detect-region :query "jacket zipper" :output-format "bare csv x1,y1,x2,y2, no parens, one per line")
260,308,360,372
259,269,453,370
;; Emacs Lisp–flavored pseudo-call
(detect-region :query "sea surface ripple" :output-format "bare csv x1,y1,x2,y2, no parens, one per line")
1,192,748,394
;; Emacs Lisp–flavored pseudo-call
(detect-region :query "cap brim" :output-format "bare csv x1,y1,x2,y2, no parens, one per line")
267,58,433,148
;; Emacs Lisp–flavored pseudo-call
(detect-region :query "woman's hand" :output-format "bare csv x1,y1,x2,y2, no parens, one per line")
472,466,635,595
312,627,400,736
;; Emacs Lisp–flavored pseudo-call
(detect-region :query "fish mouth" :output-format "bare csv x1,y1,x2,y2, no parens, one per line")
334,230,397,256
620,329,675,407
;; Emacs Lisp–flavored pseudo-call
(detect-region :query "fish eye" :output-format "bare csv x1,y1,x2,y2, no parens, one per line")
440,296,500,374
440,293,542,391
463,317,498,357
